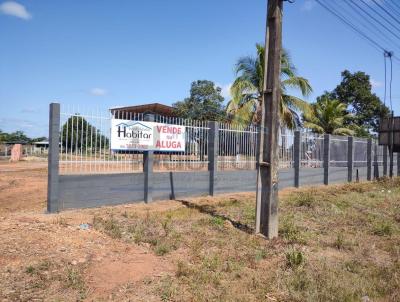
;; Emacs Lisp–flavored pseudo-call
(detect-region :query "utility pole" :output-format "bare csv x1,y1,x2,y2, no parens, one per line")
255,0,283,239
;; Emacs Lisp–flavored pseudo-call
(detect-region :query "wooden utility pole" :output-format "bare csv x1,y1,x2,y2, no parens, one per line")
255,0,283,239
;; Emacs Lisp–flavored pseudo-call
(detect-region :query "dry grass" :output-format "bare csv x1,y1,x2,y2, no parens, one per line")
89,178,400,301
1,162,400,301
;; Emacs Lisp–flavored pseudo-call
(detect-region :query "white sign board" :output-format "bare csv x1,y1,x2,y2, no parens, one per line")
110,119,186,152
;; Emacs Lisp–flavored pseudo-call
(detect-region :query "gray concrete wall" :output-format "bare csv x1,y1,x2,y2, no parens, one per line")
59,167,371,210
59,173,145,209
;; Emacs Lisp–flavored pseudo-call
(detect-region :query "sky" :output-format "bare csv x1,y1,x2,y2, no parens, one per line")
0,0,399,137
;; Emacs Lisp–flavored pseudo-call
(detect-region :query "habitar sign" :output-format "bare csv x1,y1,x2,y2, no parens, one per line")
111,119,185,152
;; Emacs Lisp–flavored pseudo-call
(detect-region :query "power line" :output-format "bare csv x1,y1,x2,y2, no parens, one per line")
348,0,400,42
362,0,400,34
341,0,400,52
384,53,387,106
371,0,400,29
314,0,385,52
389,52,393,111
388,0,400,13
385,1,400,19
316,0,400,64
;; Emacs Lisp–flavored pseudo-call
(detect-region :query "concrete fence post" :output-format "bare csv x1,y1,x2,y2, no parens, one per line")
47,103,60,213
389,147,394,178
208,121,219,196
347,136,354,182
383,146,388,176
397,152,400,177
323,134,330,185
367,138,372,181
143,114,155,203
373,143,379,179
293,130,301,188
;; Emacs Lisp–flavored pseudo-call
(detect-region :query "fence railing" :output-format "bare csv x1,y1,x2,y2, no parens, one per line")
0,144,49,159
53,104,395,176
46,103,400,212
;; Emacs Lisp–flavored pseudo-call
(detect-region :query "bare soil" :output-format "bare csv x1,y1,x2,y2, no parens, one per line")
0,161,399,301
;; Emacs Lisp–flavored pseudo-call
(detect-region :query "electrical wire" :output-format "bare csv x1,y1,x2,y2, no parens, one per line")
348,0,400,42
385,2,400,20
384,53,387,107
371,0,400,29
341,0,400,52
389,0,400,13
316,1,400,65
314,0,385,52
390,53,393,112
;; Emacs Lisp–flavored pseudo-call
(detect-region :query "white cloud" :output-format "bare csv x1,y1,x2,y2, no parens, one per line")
370,79,383,88
90,87,107,96
301,0,315,12
0,1,32,20
216,83,232,99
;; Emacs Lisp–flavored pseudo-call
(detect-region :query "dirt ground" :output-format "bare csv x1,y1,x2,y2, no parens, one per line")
1,161,399,302
0,161,256,301
0,161,176,300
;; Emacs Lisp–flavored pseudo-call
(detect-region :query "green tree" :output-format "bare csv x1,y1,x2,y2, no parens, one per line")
30,136,48,143
227,44,312,128
173,80,227,121
0,129,6,143
0,130,30,143
303,96,356,135
330,70,389,134
61,115,108,151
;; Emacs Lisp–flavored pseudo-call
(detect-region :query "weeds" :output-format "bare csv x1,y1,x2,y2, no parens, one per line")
65,267,87,300
78,180,400,300
373,220,393,236
95,212,181,255
279,216,306,244
292,191,316,207
210,216,225,228
285,249,305,269
93,215,122,239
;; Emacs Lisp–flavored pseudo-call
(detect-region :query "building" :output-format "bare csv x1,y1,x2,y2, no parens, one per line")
110,103,176,119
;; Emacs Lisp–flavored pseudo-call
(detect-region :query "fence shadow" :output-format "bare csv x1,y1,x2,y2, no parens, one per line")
176,199,254,234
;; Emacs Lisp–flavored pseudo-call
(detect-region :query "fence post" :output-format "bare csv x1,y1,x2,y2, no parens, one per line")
208,121,219,196
323,134,330,185
373,143,379,179
47,103,60,213
397,152,400,177
347,136,354,182
383,146,388,176
294,130,301,188
143,114,154,203
367,138,372,181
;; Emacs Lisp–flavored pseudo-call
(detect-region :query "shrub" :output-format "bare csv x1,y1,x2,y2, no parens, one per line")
285,249,305,269
292,191,316,208
373,221,393,236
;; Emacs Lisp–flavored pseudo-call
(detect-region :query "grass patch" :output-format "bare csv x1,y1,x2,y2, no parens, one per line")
292,190,316,207
89,180,400,301
285,248,305,269
373,220,394,236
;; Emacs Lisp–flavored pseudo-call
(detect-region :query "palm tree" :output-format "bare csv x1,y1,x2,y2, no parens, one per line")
303,97,356,135
227,44,312,129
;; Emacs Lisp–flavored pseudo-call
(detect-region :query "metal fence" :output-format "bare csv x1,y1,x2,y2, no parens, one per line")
0,144,48,159
59,106,211,174
47,103,400,212
56,105,395,176
218,122,258,170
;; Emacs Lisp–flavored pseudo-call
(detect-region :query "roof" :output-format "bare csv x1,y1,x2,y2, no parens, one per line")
33,141,49,145
110,103,176,117
2,141,29,145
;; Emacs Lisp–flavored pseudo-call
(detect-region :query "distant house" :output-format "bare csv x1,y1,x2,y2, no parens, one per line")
110,103,177,120
32,141,50,153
